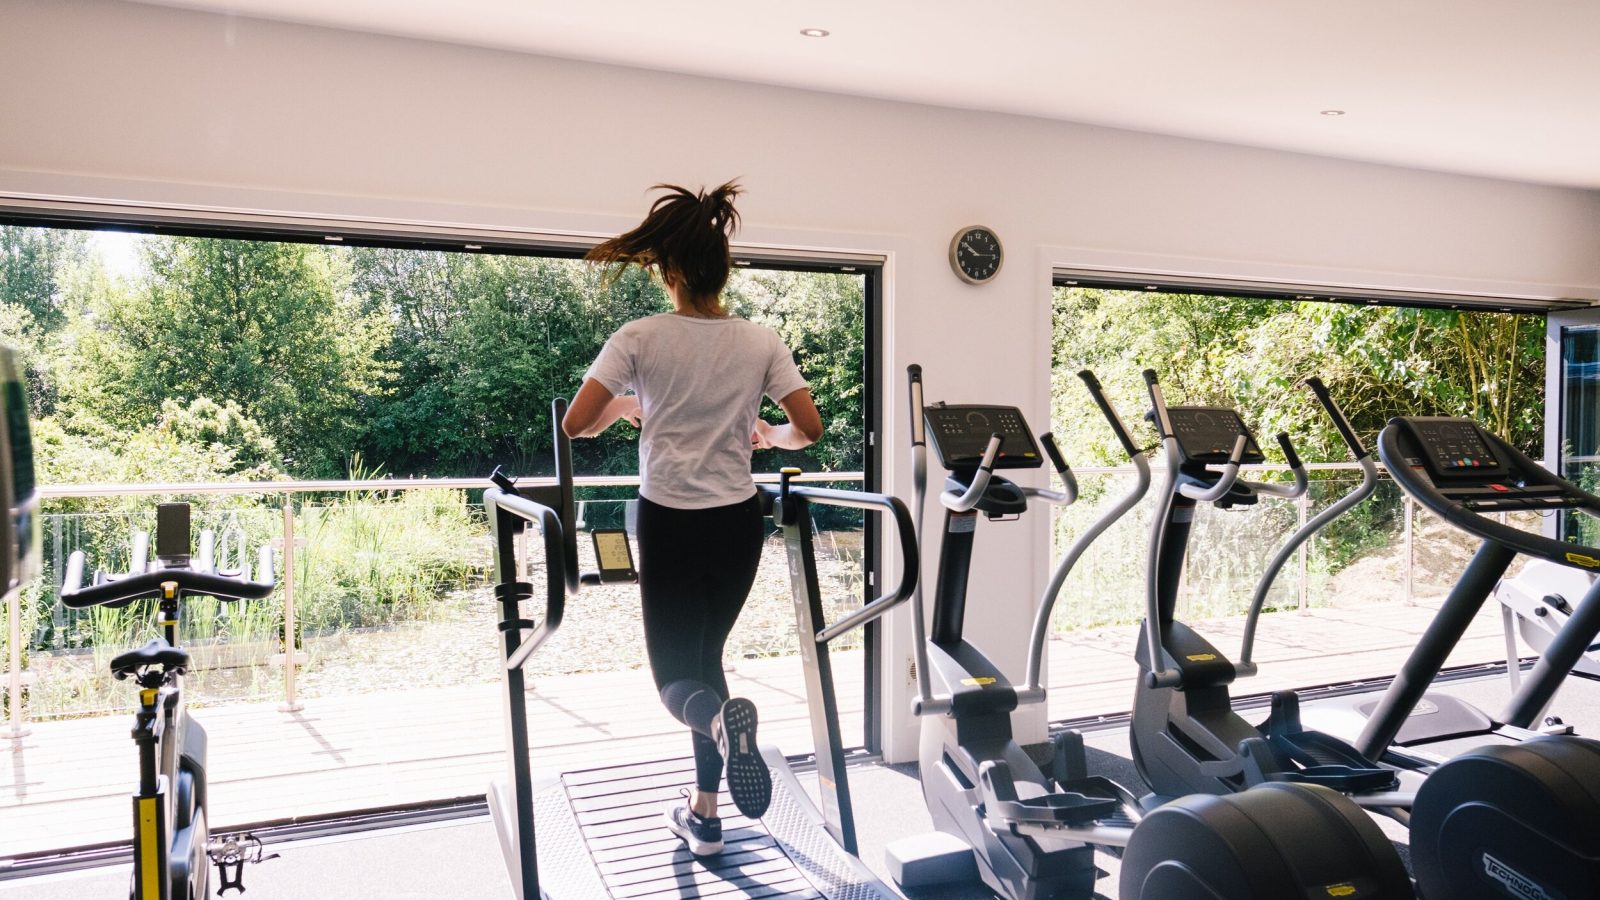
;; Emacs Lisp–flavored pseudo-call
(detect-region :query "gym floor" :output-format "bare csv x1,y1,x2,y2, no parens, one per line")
7,671,1596,900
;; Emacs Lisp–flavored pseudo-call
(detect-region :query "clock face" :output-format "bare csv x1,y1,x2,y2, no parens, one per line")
950,226,1003,284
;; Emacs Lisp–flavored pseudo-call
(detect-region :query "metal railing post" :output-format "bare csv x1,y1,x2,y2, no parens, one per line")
5,586,29,742
1297,490,1310,614
1403,494,1415,606
280,495,303,713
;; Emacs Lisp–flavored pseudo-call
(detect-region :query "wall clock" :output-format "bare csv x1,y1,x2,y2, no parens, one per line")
949,225,1003,284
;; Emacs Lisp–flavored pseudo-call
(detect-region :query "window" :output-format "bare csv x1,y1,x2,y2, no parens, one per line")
0,219,878,852
1046,279,1545,721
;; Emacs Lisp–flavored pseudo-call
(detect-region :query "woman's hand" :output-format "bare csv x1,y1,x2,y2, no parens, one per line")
612,395,643,428
751,419,775,449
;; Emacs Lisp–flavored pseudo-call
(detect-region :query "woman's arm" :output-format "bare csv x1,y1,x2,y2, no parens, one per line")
752,388,824,450
563,379,642,438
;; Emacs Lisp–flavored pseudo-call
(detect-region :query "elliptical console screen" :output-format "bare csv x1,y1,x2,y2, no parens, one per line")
1399,417,1509,479
1167,407,1266,465
924,404,1042,470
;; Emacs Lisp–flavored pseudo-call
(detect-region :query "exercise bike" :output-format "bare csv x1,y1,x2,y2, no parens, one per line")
60,502,277,900
887,365,1412,899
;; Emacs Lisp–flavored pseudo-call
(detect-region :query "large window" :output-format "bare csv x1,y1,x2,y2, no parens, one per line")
0,221,876,854
1045,281,1546,720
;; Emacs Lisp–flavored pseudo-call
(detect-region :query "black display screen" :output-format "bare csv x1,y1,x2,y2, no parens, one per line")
1401,417,1508,478
923,404,1042,470
1167,407,1266,465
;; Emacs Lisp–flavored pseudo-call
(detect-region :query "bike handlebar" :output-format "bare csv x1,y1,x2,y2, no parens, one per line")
60,545,276,609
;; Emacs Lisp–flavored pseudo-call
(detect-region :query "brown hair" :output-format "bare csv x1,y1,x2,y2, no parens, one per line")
586,181,742,316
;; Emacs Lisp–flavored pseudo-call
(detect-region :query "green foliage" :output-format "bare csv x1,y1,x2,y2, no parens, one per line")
1052,288,1544,465
0,225,89,332
1050,287,1545,626
293,488,481,632
726,269,866,472
70,237,391,476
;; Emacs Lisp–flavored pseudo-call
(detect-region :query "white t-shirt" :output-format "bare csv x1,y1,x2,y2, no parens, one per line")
583,313,810,509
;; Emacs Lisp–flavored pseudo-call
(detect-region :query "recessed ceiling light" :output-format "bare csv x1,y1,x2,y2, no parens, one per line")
799,28,830,38
1320,109,1346,117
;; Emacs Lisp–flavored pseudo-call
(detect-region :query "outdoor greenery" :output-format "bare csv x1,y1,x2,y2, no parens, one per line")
0,227,1553,712
1049,286,1544,627
0,224,868,714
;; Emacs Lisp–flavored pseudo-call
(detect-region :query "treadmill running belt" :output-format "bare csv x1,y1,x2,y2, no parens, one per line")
533,755,882,899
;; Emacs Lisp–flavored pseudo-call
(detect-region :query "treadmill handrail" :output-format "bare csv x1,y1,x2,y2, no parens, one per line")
1024,370,1152,693
485,486,569,672
762,483,920,644
906,365,939,714
1378,420,1600,571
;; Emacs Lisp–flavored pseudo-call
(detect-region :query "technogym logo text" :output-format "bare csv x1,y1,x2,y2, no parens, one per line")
1482,852,1559,900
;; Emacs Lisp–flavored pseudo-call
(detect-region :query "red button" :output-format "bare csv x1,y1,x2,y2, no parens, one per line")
1490,484,1510,492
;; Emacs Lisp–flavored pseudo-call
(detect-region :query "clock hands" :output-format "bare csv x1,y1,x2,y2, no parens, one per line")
959,240,997,259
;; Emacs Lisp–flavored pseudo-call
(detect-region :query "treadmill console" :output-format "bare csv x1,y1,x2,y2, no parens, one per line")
1399,417,1509,479
1167,407,1266,465
1393,416,1573,511
924,404,1042,471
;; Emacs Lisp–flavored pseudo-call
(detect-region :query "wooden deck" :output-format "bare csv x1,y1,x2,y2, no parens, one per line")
1,597,1513,859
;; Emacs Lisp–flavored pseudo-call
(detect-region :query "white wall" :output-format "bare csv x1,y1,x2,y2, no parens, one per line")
5,0,1600,760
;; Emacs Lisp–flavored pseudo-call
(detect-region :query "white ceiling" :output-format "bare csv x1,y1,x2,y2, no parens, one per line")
125,0,1600,188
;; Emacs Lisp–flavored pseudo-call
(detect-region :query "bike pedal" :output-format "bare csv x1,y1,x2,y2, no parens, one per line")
207,833,278,895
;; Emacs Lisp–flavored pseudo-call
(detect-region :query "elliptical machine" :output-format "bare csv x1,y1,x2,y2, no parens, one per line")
1127,371,1600,898
889,364,1413,900
1128,370,1399,802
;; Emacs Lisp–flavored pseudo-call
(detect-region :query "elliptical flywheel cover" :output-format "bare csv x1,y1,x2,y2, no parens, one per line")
1119,782,1413,899
1410,734,1600,900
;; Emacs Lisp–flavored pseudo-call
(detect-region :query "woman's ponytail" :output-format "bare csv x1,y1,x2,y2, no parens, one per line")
587,180,743,315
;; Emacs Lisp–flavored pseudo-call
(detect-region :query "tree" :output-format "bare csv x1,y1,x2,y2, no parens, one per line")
0,225,90,332
348,247,666,476
1052,288,1544,466
725,270,866,472
71,238,390,476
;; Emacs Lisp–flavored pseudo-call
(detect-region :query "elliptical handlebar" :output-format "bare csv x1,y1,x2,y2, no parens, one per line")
1024,371,1153,694
1305,376,1370,460
1244,433,1310,499
1176,434,1248,501
1142,368,1176,439
1023,433,1078,506
940,434,1004,512
1237,377,1374,674
1079,370,1142,458
1143,369,1191,688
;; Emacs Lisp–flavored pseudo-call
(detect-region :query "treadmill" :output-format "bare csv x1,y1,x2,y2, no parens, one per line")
483,399,919,899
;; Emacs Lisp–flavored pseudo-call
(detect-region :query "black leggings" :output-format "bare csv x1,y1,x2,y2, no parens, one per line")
637,494,765,793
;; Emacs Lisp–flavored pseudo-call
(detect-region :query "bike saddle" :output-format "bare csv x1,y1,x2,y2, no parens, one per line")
111,638,190,679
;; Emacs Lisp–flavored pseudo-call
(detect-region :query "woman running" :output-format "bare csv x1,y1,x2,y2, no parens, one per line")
562,181,824,856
